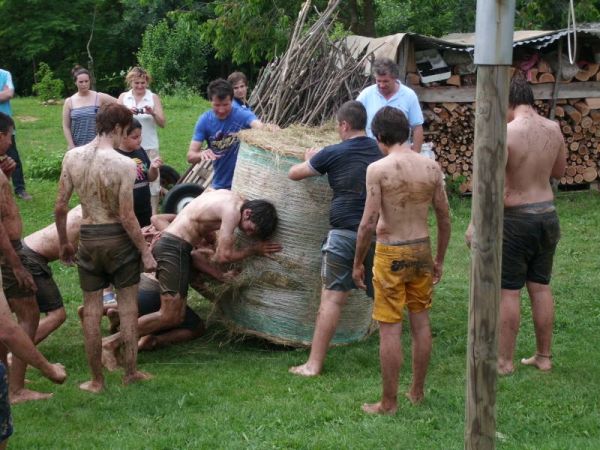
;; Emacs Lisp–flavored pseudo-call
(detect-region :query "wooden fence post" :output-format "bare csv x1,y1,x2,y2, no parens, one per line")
465,1,515,449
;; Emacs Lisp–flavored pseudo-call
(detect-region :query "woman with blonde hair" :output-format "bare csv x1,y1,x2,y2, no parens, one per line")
62,65,116,149
118,67,166,214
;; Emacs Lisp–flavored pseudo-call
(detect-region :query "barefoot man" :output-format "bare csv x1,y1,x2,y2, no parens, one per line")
467,76,566,375
288,101,382,376
22,205,83,345
353,107,450,414
0,112,67,406
101,190,281,368
56,103,156,393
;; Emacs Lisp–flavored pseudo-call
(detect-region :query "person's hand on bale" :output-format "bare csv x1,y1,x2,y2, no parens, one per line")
304,147,320,161
200,148,220,161
254,241,283,257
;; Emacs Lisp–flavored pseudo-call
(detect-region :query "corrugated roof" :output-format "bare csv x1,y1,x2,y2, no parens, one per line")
345,27,600,62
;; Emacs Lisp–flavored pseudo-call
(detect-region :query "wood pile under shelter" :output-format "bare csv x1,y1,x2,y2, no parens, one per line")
346,26,600,192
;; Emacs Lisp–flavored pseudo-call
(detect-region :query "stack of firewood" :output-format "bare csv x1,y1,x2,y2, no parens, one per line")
555,98,600,185
423,97,600,192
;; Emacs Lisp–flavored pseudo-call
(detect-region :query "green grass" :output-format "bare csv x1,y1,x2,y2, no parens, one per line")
7,97,600,448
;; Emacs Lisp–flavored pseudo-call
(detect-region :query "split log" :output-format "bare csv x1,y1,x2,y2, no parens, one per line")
537,73,555,84
446,75,461,87
563,105,582,124
574,101,590,117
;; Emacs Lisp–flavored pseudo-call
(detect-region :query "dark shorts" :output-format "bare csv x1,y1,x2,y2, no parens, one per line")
1,240,41,299
321,229,375,298
77,224,141,292
153,232,193,299
0,362,13,443
138,275,202,332
502,202,560,290
20,244,63,313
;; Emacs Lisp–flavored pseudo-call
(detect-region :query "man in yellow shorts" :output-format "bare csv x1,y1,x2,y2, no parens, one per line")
353,106,450,415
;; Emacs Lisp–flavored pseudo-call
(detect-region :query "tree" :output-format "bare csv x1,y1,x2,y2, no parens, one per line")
138,12,211,94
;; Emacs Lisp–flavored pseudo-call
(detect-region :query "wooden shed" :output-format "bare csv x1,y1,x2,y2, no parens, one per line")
345,27,600,191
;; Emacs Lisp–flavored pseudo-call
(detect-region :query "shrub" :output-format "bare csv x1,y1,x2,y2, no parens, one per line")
137,12,211,96
32,63,64,102
27,150,64,181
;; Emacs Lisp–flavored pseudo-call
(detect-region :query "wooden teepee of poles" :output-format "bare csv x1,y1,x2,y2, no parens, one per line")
250,0,373,127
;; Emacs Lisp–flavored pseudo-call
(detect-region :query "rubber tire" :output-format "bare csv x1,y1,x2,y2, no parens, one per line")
159,164,180,190
162,183,204,214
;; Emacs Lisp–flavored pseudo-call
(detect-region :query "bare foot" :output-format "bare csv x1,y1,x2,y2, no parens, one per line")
521,353,552,371
138,335,158,352
497,360,514,376
405,391,424,405
46,363,67,384
79,380,104,393
10,388,53,404
101,346,121,372
123,370,153,385
289,363,320,377
107,308,120,334
361,401,397,415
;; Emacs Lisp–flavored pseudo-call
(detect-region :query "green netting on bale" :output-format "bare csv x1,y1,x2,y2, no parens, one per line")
210,136,374,347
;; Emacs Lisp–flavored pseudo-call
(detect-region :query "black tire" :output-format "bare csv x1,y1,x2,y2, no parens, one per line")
162,183,204,214
159,164,180,190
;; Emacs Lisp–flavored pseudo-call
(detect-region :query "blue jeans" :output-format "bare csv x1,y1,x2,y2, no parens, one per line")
7,134,26,194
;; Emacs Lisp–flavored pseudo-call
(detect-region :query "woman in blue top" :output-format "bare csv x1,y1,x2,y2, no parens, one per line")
62,66,116,149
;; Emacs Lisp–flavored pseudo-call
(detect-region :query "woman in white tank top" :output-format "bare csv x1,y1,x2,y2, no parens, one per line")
118,67,166,214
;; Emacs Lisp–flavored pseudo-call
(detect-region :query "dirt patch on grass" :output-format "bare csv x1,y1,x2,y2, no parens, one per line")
15,115,39,123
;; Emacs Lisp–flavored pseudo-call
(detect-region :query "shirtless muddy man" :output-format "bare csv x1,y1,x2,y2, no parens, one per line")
101,189,282,369
467,76,567,375
353,107,450,414
56,103,156,393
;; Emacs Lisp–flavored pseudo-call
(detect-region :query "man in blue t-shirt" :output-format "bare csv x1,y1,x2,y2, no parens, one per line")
187,79,263,190
357,58,424,153
288,100,382,377
0,68,31,200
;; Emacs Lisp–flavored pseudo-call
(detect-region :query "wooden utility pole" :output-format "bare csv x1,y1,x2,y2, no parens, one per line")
465,1,515,449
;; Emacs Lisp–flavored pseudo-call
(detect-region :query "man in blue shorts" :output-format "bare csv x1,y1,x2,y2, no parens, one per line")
357,58,424,152
187,78,265,190
288,101,382,376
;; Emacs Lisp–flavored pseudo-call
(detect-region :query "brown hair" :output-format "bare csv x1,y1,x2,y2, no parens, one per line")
371,106,410,146
125,66,153,87
96,104,133,136
72,65,90,81
336,101,367,131
509,74,534,109
227,71,248,86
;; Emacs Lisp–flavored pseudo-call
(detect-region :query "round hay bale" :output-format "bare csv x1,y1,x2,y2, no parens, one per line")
211,127,374,347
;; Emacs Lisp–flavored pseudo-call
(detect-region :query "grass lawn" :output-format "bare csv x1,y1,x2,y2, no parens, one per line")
6,96,600,449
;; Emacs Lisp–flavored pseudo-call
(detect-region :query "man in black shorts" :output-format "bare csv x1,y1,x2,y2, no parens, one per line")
467,76,566,375
20,206,83,344
288,101,382,376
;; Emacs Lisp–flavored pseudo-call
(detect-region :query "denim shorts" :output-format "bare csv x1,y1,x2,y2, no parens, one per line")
321,229,375,298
